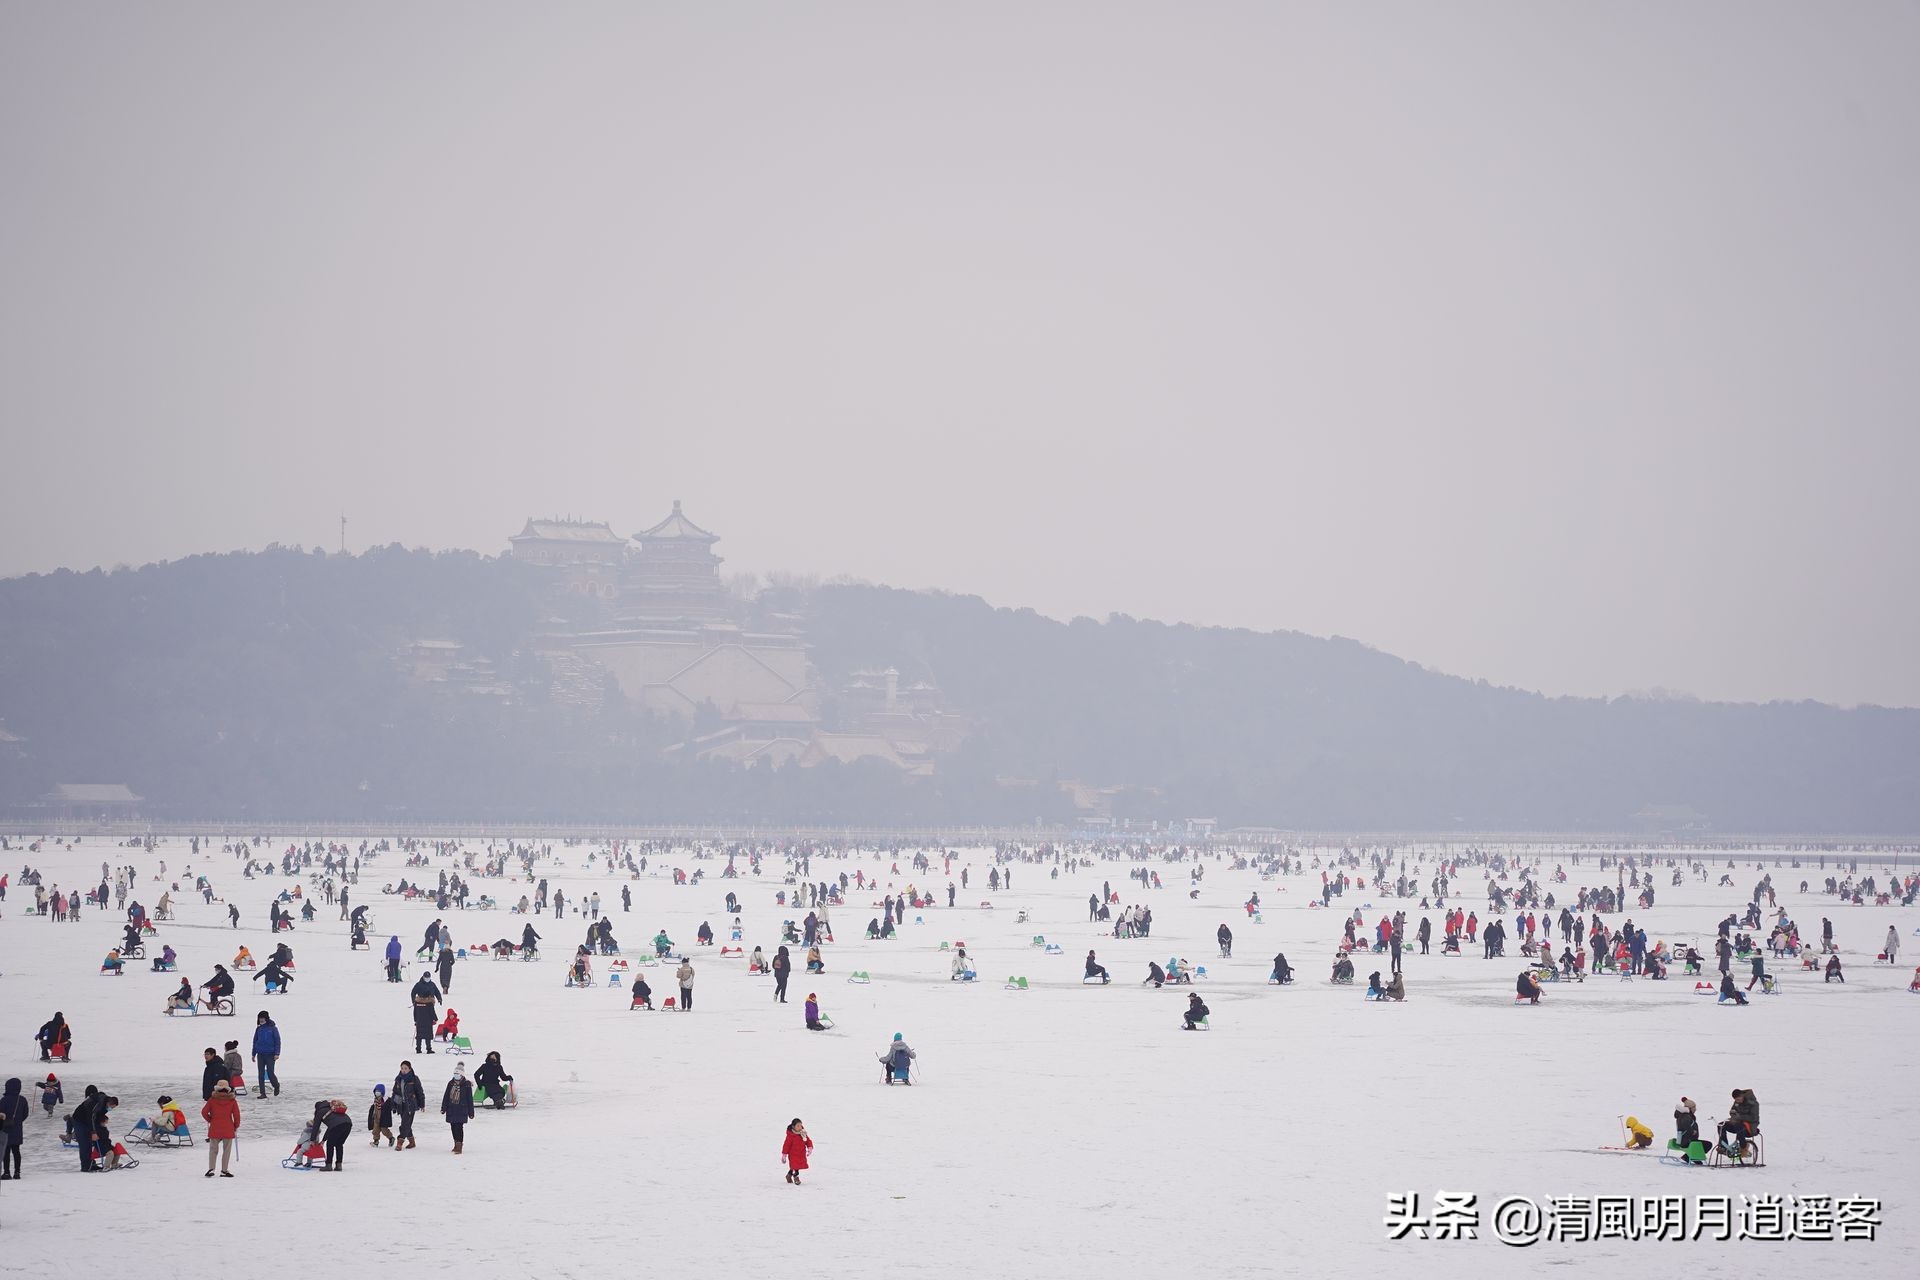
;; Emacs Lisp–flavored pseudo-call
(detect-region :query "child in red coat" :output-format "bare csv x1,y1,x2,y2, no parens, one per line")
781,1118,813,1184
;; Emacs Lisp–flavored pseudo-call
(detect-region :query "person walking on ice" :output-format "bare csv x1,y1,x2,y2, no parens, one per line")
442,1063,475,1154
411,973,442,1052
391,1061,425,1151
1887,925,1901,965
782,1118,813,1184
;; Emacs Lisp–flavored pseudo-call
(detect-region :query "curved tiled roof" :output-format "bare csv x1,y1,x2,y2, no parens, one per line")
636,500,718,543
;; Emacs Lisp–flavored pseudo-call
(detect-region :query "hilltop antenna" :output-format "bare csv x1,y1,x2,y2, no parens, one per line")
340,514,347,555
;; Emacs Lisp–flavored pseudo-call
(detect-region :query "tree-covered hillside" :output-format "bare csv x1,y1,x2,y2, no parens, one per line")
1,549,1914,831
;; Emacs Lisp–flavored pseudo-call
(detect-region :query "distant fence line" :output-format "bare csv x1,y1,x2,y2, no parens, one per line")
3,818,1917,857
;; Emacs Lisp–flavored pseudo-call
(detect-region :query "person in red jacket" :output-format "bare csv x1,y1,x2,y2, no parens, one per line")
781,1118,813,1185
201,1079,241,1177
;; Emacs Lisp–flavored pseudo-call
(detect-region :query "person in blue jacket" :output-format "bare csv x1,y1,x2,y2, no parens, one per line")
384,936,403,983
252,1010,282,1096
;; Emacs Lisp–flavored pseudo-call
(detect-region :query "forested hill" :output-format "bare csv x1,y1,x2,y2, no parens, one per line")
2,547,1915,832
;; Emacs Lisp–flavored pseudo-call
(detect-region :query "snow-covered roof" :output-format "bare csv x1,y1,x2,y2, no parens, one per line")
635,501,718,543
512,519,627,544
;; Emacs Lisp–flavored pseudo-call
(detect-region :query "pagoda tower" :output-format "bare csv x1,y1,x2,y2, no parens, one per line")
624,500,730,624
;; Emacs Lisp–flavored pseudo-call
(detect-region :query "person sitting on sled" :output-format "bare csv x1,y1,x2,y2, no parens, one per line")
166,976,194,1012
1825,954,1845,983
1366,970,1385,998
436,1009,460,1041
1383,970,1406,1001
806,944,825,974
1673,1097,1704,1163
805,994,827,1030
143,1094,186,1137
1717,971,1749,1005
101,948,126,975
151,944,177,972
880,1033,916,1083
1084,951,1110,984
233,945,254,969
1331,954,1355,983
1516,970,1543,1003
1717,1088,1759,1156
629,975,654,1010
1270,952,1293,984
1182,993,1210,1029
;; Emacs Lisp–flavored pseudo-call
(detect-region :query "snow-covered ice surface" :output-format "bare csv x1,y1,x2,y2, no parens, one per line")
1,837,1916,1279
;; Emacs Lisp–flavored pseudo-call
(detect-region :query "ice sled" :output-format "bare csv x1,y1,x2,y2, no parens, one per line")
1005,976,1028,990
847,971,872,985
474,1081,517,1109
128,1119,194,1149
282,1142,327,1170
1661,1139,1709,1167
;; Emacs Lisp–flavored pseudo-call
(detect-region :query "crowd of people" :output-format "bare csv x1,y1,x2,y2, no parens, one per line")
3,832,1914,1190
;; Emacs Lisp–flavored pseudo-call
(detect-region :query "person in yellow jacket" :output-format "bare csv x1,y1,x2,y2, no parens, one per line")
139,1094,186,1138
1623,1116,1654,1148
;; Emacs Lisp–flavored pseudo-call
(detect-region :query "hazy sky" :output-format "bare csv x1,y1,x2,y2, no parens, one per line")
3,4,1916,707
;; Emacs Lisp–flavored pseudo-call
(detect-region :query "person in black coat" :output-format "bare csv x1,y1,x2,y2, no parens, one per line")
520,923,541,956
1270,953,1294,984
254,957,293,991
1673,1097,1702,1161
1183,994,1210,1030
1217,924,1233,958
441,1065,475,1153
1084,951,1110,983
473,1051,513,1109
320,1101,353,1170
0,1076,28,1179
70,1088,102,1171
202,965,235,1003
1144,961,1166,988
772,945,792,1003
391,1062,426,1149
435,946,456,993
410,975,442,1053
201,1047,228,1100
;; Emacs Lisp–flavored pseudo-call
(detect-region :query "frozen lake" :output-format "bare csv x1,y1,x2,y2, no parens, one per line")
1,836,1914,1278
